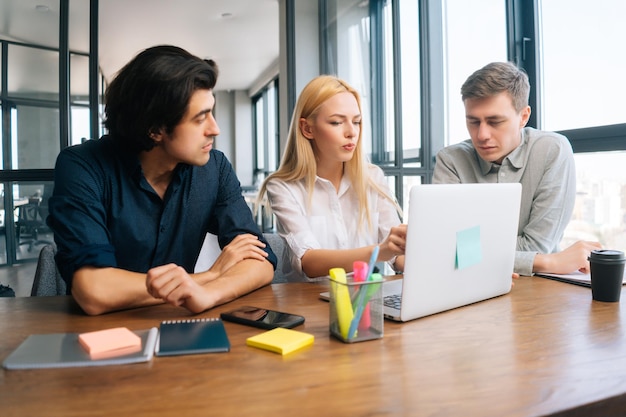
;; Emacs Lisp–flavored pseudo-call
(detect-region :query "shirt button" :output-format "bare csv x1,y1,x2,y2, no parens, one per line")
160,226,166,233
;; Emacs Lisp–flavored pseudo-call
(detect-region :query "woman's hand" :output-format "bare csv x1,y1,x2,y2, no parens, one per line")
378,224,407,262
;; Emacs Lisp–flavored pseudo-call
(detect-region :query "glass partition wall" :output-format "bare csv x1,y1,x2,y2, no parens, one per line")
0,0,97,265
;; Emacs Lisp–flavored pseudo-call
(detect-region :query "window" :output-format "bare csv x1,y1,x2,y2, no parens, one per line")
397,0,420,169
13,181,54,262
0,183,6,263
323,0,372,157
561,151,626,253
538,0,626,131
443,0,507,146
536,0,626,253
382,1,395,165
7,44,59,101
324,0,423,210
251,79,279,231
0,0,96,265
11,104,60,170
71,53,91,144
253,79,279,185
71,106,90,145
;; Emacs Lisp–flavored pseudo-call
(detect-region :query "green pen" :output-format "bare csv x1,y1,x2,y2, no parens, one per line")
348,273,382,339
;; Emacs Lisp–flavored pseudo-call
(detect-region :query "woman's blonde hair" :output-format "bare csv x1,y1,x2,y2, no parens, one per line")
257,75,400,229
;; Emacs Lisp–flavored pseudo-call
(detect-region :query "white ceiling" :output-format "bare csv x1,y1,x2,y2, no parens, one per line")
99,0,280,91
0,0,280,93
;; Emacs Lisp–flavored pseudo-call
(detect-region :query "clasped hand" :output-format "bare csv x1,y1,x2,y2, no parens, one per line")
145,234,268,313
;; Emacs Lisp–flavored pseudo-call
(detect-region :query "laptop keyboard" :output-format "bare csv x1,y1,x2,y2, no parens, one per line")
384,294,402,309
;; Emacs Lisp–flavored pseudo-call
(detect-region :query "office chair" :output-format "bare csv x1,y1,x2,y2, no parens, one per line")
16,196,53,252
30,244,66,296
263,232,288,284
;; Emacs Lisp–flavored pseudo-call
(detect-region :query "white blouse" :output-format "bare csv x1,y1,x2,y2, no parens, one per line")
266,165,401,282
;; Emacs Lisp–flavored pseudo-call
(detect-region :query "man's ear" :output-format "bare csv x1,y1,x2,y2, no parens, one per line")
519,106,531,128
149,128,163,143
300,118,314,139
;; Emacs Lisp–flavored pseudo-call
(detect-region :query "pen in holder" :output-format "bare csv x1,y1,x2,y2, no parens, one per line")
352,260,371,331
329,268,384,343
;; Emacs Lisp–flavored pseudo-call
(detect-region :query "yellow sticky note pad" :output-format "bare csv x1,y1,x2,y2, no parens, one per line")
246,328,314,355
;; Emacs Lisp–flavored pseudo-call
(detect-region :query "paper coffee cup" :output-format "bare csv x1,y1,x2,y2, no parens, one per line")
588,250,626,302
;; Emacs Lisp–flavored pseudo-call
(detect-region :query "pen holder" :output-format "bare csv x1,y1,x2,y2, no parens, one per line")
328,274,384,343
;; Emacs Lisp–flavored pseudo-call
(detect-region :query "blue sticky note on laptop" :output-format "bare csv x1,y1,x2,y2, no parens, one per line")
456,225,482,269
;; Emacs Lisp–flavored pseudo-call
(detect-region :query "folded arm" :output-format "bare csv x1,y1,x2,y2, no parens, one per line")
147,258,274,314
72,267,162,315
73,235,273,315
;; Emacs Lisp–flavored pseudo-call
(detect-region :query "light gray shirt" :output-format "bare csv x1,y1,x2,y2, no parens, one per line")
433,127,576,276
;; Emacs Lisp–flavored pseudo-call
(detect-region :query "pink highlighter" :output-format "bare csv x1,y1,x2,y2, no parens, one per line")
353,261,371,330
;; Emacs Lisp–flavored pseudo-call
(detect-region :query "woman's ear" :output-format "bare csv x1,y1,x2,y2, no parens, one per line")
299,118,314,139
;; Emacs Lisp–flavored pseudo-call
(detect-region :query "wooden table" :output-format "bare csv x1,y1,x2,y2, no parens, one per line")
2,277,626,416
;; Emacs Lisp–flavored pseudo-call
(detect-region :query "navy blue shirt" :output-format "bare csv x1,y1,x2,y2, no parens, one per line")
47,136,276,290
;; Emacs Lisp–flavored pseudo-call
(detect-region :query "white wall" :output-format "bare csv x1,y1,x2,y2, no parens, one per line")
214,89,255,187
214,90,234,163
233,90,254,186
215,0,321,186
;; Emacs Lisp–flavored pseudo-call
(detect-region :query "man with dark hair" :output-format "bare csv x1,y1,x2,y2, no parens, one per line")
48,45,276,315
434,61,600,277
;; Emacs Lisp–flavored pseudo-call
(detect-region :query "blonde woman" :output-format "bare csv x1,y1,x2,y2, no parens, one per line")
257,75,406,282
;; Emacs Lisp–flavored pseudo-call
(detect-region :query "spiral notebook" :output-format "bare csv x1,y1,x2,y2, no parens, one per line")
155,318,230,357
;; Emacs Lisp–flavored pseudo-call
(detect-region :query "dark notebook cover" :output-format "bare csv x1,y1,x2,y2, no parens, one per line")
156,318,230,356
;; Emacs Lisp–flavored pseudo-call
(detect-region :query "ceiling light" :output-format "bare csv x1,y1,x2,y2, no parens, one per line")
35,5,50,12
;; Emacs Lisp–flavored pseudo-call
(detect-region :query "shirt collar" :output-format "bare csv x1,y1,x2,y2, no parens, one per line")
506,129,528,169
337,175,351,196
477,129,528,174
314,174,351,196
112,136,188,193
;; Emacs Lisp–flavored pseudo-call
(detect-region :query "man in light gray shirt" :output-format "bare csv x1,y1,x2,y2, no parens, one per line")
433,62,600,276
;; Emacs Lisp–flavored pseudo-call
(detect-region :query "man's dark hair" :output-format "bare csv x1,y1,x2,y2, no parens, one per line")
103,45,219,153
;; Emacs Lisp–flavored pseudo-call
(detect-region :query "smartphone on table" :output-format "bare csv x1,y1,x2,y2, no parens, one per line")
220,306,305,329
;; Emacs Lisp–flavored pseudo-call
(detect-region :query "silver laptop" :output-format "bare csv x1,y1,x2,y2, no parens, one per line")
383,183,521,322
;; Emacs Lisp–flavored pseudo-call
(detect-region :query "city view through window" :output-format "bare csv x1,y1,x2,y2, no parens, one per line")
563,152,626,254
540,0,626,254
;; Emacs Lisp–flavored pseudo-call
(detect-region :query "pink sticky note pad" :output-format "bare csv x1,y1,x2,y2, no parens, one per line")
78,327,142,359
